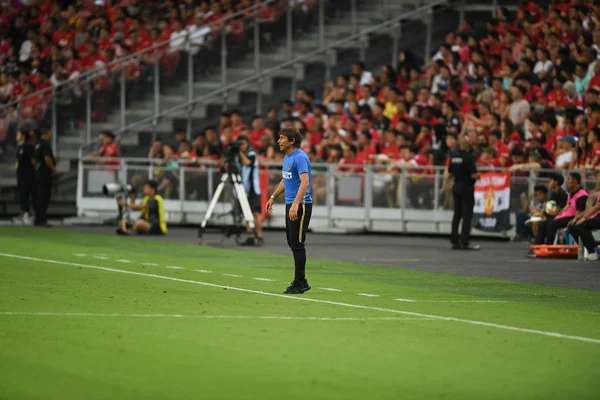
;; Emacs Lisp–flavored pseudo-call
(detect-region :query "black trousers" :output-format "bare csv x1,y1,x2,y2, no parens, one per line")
451,189,474,246
34,173,52,226
285,203,312,282
568,216,600,253
544,217,572,245
17,174,35,214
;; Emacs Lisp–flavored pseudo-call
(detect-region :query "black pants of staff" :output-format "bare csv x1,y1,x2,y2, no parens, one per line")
285,203,312,283
451,189,474,246
34,174,52,226
568,216,600,253
17,174,35,214
543,217,572,244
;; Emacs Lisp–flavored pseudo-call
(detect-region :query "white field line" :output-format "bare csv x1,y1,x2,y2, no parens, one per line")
319,288,342,292
223,274,243,278
166,266,184,270
93,256,109,260
253,278,274,282
115,259,132,263
394,298,507,303
142,263,160,266
357,293,380,297
1,253,599,345
73,254,87,257
0,312,431,322
194,269,212,273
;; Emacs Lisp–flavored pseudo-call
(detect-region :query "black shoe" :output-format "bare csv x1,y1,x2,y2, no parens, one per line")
240,237,256,246
284,280,311,294
525,250,537,258
451,243,461,250
461,244,480,250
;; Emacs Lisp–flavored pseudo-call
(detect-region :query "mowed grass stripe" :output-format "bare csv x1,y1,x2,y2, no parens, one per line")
1,252,599,345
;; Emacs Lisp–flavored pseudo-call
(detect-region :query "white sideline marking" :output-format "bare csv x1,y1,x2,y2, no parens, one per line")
223,274,243,278
73,254,87,257
194,269,212,273
115,259,131,263
166,266,184,270
1,253,599,345
357,293,380,297
394,298,506,303
93,256,109,260
319,287,342,292
142,263,160,266
0,312,431,322
253,278,274,282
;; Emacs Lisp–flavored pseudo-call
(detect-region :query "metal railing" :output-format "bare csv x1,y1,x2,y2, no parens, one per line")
76,158,591,235
75,0,447,157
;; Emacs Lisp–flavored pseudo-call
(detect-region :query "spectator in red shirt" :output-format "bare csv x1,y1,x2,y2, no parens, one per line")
338,144,362,173
95,131,119,166
489,129,511,167
250,115,267,149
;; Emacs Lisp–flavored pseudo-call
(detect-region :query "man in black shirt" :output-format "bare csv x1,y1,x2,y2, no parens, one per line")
526,174,568,255
447,135,480,250
33,129,55,227
15,129,36,224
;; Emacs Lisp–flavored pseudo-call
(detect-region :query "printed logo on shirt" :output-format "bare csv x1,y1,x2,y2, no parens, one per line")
451,157,463,164
282,171,293,179
287,164,291,170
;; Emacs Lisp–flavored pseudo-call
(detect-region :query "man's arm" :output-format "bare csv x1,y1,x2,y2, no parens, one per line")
239,151,253,166
574,196,589,219
293,173,309,205
270,179,285,199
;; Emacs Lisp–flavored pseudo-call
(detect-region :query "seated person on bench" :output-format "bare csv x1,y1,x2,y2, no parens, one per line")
529,174,568,246
544,172,588,244
567,194,600,261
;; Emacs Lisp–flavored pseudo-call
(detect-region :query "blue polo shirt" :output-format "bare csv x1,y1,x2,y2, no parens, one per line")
282,149,312,205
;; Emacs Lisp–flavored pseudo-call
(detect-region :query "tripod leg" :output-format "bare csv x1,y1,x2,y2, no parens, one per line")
232,180,256,230
200,174,229,230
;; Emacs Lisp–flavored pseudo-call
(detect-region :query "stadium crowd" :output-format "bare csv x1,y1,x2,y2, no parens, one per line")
0,0,316,154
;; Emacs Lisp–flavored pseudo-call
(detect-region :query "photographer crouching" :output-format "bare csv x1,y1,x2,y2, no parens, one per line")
237,135,263,245
116,180,167,236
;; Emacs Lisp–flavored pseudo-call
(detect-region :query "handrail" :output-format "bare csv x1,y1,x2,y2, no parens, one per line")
80,157,572,176
0,0,281,112
79,0,448,155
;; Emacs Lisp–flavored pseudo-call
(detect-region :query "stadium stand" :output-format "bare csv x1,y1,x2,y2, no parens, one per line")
7,0,600,250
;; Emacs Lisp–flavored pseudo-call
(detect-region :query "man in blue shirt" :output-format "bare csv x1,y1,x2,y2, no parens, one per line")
266,128,313,294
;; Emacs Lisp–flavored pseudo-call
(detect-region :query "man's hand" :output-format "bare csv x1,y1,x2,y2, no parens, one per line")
265,197,275,214
288,203,299,221
568,217,579,227
575,217,586,226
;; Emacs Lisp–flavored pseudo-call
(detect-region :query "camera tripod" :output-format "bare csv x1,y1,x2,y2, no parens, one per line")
197,162,262,246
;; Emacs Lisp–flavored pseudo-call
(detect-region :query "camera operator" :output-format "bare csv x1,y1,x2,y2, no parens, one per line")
117,180,167,235
237,135,263,245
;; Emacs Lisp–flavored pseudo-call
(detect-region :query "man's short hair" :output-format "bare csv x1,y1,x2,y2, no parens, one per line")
569,172,582,184
145,180,158,192
534,185,548,194
549,173,564,186
238,134,249,143
279,128,302,148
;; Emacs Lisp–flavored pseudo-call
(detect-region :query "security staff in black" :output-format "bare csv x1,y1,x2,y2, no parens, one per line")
447,134,480,250
15,129,36,223
33,129,56,227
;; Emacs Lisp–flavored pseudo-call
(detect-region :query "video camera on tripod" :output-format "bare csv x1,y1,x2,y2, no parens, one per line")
197,141,262,246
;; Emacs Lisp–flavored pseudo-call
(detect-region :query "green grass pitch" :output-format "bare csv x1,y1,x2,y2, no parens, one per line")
1,227,599,399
